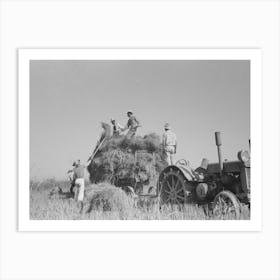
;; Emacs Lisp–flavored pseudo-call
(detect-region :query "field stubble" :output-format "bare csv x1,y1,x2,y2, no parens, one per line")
30,180,250,220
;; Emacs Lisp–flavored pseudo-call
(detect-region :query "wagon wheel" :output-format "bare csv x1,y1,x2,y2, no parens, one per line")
213,191,241,219
159,168,194,205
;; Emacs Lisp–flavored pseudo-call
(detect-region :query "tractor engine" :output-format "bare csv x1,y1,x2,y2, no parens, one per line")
194,132,250,204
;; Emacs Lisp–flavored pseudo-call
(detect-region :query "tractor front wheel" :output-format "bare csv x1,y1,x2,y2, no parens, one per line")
213,190,241,219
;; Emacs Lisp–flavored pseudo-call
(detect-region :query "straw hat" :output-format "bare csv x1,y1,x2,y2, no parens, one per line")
72,159,80,166
164,123,171,130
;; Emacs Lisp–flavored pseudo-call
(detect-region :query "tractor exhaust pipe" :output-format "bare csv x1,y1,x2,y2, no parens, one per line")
215,131,223,173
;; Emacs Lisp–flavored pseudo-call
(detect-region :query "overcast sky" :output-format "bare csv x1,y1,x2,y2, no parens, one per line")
30,60,250,180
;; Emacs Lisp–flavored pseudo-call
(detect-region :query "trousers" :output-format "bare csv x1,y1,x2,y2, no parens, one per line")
164,146,176,166
74,178,85,202
126,129,137,138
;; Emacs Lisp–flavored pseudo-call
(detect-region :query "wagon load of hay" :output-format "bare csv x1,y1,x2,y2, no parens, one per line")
87,132,167,189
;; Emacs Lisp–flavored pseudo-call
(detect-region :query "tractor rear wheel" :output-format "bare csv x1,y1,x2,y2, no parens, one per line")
159,167,194,205
213,190,241,219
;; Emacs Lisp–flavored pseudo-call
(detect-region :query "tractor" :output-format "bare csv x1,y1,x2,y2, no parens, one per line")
157,132,250,219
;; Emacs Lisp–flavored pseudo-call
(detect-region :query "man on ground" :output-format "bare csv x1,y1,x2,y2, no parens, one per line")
72,160,85,205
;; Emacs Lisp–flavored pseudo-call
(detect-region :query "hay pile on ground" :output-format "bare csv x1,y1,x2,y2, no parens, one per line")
85,183,134,218
87,133,167,188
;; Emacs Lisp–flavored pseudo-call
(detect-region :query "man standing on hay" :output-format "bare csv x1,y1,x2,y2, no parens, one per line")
162,123,177,165
110,118,124,136
122,110,141,138
72,160,85,205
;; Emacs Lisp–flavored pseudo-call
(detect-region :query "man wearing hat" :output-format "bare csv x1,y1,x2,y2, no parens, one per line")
162,123,177,165
67,168,75,196
110,118,123,136
122,110,141,138
72,160,85,203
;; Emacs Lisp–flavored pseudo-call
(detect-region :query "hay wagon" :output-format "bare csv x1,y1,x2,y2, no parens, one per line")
87,132,166,195
157,132,250,219
108,149,159,194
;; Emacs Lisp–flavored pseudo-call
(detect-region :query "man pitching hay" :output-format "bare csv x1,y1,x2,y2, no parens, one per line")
162,123,177,165
72,160,85,203
122,110,141,138
67,168,75,196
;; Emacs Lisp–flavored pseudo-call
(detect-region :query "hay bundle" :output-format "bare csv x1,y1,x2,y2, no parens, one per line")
86,183,134,216
87,133,167,187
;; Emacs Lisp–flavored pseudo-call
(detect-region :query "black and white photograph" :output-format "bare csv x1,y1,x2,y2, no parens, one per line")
18,49,261,230
2,1,280,280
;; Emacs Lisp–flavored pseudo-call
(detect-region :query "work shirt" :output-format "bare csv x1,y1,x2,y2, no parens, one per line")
127,116,140,131
73,164,85,179
162,130,177,147
68,170,74,181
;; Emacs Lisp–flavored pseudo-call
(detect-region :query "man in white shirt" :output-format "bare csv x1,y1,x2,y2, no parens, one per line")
162,123,177,165
111,118,124,136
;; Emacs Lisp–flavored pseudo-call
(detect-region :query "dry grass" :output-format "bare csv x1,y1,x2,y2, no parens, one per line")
30,180,250,220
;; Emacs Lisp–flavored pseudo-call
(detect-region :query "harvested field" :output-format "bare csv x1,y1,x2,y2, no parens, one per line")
30,180,250,220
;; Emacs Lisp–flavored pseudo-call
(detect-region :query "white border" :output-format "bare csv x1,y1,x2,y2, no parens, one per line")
18,49,262,231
